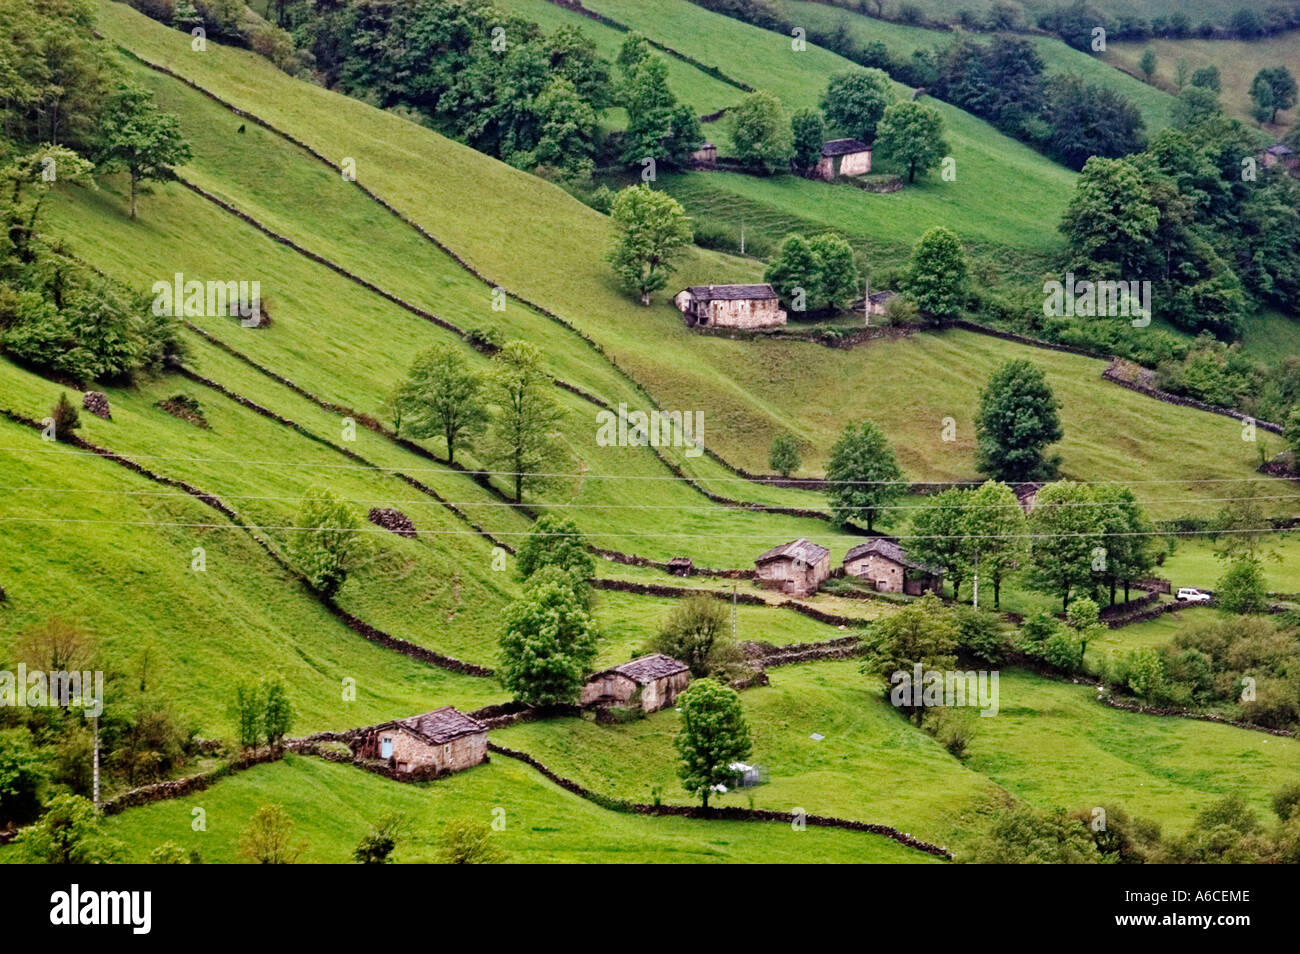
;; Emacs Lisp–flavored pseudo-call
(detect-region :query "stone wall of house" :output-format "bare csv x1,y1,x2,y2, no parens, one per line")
845,554,904,592
708,298,786,329
580,672,637,707
757,555,827,597
838,151,871,175
643,670,691,712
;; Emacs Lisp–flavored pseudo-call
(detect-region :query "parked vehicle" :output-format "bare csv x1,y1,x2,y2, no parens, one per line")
1176,587,1212,604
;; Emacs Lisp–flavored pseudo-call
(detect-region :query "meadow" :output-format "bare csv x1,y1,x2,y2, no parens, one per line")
89,755,936,863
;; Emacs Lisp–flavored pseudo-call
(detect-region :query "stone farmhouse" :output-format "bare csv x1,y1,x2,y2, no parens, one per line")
690,141,718,169
843,538,942,595
755,538,831,597
675,284,787,329
814,138,872,180
351,706,488,777
581,654,691,713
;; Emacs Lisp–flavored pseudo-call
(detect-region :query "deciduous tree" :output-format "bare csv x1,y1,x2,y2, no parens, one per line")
825,419,903,531
675,679,751,808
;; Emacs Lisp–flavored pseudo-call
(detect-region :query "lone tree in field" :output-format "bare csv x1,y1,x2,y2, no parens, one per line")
790,108,826,176
769,433,800,476
905,225,968,317
391,344,488,465
606,185,693,305
239,804,307,864
485,341,562,503
728,90,794,174
437,818,506,864
675,679,751,808
1139,48,1157,81
821,69,894,143
650,593,741,678
498,571,598,705
292,486,368,599
875,102,947,183
825,419,903,531
91,83,191,220
974,359,1063,482
1251,66,1297,124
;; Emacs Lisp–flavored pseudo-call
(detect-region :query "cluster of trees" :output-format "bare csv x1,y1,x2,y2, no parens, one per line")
723,69,948,184
1038,2,1300,46
228,678,294,751
0,618,199,829
964,786,1300,865
1059,102,1300,341
929,37,1145,171
0,3,190,386
906,478,1155,612
763,232,860,315
387,340,563,501
1107,616,1300,731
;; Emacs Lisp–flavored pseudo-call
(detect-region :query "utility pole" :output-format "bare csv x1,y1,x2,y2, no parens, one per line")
863,277,870,326
92,715,100,809
732,583,738,642
739,218,745,256
972,550,980,610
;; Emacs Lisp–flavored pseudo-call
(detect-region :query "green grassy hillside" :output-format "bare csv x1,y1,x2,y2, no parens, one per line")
497,660,1300,851
96,754,937,863
91,1,1298,512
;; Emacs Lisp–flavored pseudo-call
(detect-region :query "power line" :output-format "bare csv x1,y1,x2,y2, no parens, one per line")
0,484,1295,513
0,515,1290,542
2,443,1295,487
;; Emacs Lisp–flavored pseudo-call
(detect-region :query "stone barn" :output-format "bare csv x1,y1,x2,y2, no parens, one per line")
843,539,942,596
1263,143,1300,176
691,141,718,169
754,538,831,597
814,138,872,180
1014,482,1042,514
674,284,787,329
581,654,691,713
352,706,488,777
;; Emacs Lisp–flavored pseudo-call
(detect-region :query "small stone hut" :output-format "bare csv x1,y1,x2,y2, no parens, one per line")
691,141,718,169
581,654,691,713
814,138,872,180
674,284,787,329
754,538,831,597
1263,143,1300,176
843,538,942,596
1014,482,1042,514
351,706,488,777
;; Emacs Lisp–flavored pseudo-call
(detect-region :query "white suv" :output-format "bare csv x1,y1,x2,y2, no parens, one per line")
1176,587,1212,604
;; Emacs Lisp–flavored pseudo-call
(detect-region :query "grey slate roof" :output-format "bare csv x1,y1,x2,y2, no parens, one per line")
387,706,486,745
822,138,872,157
1267,143,1294,156
756,538,831,566
843,538,939,575
683,283,779,302
605,654,689,684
